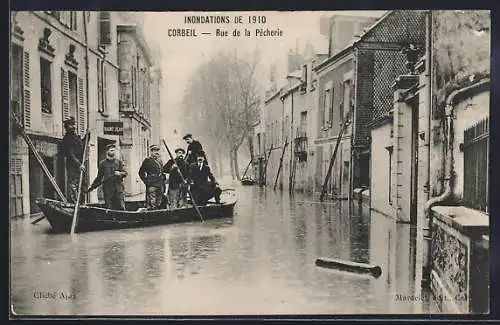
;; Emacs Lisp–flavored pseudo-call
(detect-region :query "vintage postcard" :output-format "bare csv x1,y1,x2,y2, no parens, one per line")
10,10,490,316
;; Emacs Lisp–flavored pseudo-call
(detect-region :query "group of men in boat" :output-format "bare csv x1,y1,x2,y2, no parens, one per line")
60,117,221,211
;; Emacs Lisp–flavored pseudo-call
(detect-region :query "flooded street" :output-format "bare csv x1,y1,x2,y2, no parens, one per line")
11,184,438,315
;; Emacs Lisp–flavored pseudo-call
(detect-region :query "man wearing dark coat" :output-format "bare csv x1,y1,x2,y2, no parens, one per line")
163,148,189,208
138,145,165,210
86,143,127,210
183,133,208,166
61,117,88,203
188,152,222,205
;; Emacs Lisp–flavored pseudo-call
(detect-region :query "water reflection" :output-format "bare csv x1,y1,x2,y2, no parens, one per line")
11,184,436,315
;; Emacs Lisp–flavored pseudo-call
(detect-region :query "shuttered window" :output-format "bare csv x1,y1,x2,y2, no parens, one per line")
323,89,331,128
10,158,24,218
23,51,31,129
40,57,52,114
68,71,78,121
11,44,23,121
97,59,103,113
99,12,112,46
77,77,86,136
102,64,108,114
61,68,70,126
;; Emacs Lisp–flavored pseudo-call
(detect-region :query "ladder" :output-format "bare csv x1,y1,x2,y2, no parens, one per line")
319,108,353,202
10,111,68,203
273,139,288,190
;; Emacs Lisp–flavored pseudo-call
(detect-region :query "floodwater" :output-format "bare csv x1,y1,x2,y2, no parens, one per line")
11,184,438,316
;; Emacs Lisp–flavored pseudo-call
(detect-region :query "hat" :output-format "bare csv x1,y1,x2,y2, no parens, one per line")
105,143,116,150
175,148,185,154
182,133,193,140
150,144,160,151
63,117,76,127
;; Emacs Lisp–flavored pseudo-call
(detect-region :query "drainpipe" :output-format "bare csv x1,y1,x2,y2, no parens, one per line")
83,11,91,202
289,90,294,192
423,78,490,268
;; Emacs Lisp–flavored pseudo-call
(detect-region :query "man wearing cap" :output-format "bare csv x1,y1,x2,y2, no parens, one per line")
183,133,208,166
163,148,189,208
86,143,127,210
61,117,88,203
188,152,222,205
138,145,165,210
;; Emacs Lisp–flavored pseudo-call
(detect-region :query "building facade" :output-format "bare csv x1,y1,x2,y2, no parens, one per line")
10,11,162,216
11,11,92,216
116,18,158,197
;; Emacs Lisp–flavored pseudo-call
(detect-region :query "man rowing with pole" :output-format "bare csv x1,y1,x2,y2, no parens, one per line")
163,148,189,209
85,143,127,210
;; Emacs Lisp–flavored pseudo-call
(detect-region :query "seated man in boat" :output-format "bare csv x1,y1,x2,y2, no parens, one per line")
187,152,222,205
163,148,189,209
138,145,166,210
85,143,128,210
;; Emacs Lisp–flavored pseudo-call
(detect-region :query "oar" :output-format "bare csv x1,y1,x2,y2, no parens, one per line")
315,257,382,278
70,131,90,235
162,138,204,223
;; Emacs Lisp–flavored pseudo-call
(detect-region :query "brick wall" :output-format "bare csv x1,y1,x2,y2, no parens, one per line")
355,49,374,146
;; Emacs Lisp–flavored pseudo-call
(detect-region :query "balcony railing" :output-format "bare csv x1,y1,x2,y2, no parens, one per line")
294,128,308,162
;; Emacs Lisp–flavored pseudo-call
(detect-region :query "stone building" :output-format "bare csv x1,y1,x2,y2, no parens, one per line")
10,11,93,216
116,15,159,197
368,10,490,312
9,11,162,216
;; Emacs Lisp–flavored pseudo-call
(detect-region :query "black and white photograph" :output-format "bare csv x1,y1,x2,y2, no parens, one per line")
9,10,490,316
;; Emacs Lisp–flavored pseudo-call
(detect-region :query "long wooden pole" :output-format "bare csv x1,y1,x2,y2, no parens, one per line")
319,108,353,202
70,132,90,235
262,143,274,185
241,159,252,179
273,140,288,190
162,138,205,223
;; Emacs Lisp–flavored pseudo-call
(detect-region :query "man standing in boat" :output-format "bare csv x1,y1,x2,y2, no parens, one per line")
188,152,222,205
138,145,165,210
85,143,127,210
61,117,88,204
163,148,189,208
183,133,208,166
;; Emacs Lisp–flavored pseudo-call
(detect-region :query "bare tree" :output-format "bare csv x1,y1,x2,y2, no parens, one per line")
181,49,262,181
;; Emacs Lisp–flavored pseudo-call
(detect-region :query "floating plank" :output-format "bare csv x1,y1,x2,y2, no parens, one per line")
315,257,382,278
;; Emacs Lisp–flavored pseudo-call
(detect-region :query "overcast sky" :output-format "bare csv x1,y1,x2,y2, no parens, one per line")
140,11,386,145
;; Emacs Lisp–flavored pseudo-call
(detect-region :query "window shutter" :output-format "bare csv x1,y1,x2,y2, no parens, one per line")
61,68,70,124
99,12,112,45
329,87,334,125
97,59,103,113
77,77,86,136
103,64,108,113
22,51,31,129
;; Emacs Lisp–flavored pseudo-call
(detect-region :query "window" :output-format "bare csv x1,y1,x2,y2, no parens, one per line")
68,71,78,120
50,11,77,31
11,44,23,118
97,59,108,114
323,88,332,128
463,117,489,213
99,12,112,46
301,64,307,91
342,80,351,122
40,57,52,114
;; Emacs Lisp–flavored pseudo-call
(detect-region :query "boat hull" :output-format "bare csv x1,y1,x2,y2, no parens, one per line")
36,197,236,233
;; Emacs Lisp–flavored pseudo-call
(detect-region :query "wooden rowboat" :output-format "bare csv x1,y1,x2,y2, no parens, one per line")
36,191,237,233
